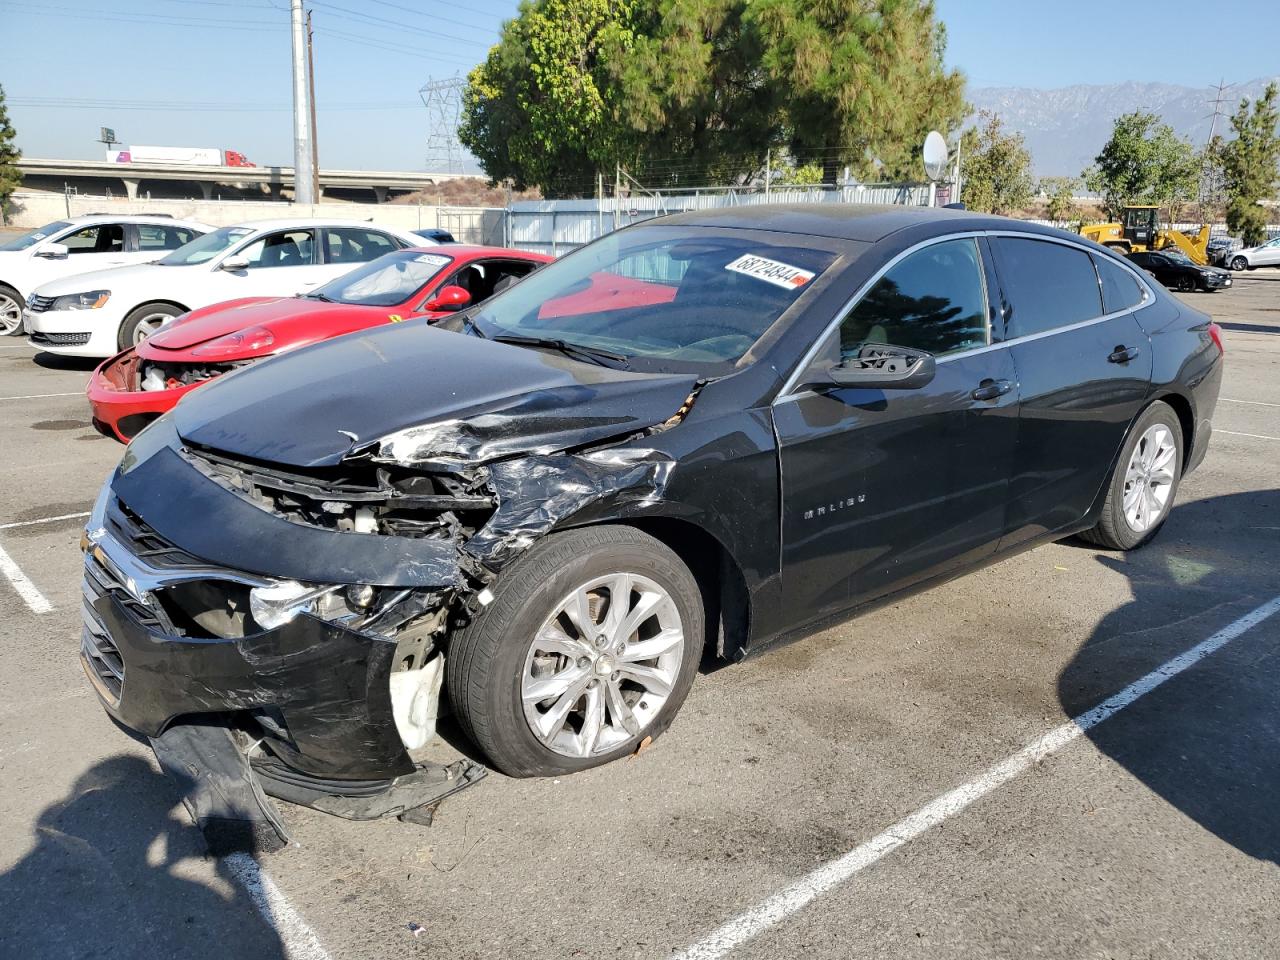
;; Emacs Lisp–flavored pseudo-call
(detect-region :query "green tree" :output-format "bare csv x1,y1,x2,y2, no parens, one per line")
1039,175,1080,223
958,112,1033,215
776,160,825,185
1083,111,1199,220
747,0,966,183
458,0,640,197
1222,82,1280,247
0,85,21,223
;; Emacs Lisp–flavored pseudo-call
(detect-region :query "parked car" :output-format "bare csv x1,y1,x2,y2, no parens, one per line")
1126,249,1233,292
80,207,1222,821
23,219,427,356
87,245,552,441
413,227,456,243
0,215,210,335
1205,235,1240,267
1226,235,1280,271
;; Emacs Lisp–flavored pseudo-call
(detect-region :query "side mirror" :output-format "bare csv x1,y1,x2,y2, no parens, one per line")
35,243,69,259
424,284,471,312
825,346,936,390
220,256,250,272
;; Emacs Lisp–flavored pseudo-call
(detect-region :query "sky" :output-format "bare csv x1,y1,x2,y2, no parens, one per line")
3,0,1280,171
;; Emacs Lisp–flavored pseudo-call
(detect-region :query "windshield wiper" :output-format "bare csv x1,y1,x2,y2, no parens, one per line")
303,291,335,302
492,334,630,369
459,310,487,339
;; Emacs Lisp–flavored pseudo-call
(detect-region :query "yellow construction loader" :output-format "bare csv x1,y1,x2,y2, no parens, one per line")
1079,205,1210,264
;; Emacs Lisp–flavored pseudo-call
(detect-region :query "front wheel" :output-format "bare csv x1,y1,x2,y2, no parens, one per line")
1176,274,1195,292
0,284,24,336
447,526,705,777
1230,256,1249,272
1081,401,1183,551
119,303,183,350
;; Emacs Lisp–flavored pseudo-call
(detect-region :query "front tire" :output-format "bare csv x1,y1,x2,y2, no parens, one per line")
119,303,183,350
1230,256,1249,272
447,526,705,778
0,284,24,336
1081,401,1183,550
1176,274,1194,292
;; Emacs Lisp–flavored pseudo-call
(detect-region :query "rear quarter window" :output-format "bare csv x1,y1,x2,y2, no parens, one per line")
1093,254,1147,314
993,237,1103,339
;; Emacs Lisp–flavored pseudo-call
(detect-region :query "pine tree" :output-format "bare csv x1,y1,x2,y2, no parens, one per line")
0,85,22,224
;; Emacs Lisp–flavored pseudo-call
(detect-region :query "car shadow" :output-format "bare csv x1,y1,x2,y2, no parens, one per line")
0,754,287,959
1057,488,1280,866
32,352,100,372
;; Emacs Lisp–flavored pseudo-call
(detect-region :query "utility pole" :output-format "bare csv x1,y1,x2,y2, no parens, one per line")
306,8,319,200
1199,78,1232,221
765,148,771,200
290,0,316,204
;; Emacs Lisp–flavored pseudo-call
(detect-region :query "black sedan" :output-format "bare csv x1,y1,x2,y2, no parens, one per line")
1127,249,1232,292
80,205,1223,840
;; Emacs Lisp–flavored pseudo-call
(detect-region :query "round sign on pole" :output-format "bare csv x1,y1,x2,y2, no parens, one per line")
922,130,948,182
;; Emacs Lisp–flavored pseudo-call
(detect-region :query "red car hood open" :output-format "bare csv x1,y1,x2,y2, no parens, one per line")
141,296,408,360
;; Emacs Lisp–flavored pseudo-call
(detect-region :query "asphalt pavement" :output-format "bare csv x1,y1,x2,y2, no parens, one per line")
0,273,1277,959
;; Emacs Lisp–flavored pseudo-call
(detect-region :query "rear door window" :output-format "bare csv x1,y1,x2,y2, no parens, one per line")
324,228,400,265
992,237,1103,339
837,237,989,358
1093,255,1147,314
136,224,198,251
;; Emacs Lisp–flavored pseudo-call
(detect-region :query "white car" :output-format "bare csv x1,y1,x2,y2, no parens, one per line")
1227,235,1280,271
0,215,211,335
23,219,429,357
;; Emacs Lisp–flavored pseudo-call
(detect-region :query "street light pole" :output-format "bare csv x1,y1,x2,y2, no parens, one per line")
290,0,316,205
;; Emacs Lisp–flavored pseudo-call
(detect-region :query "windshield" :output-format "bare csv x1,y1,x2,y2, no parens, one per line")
456,225,837,373
0,221,72,251
310,250,453,306
158,225,253,266
1163,250,1193,264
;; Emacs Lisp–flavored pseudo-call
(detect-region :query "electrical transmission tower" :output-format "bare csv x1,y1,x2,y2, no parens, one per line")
419,76,465,174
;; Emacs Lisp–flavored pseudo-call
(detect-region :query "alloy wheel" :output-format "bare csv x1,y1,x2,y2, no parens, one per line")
521,572,685,759
1231,256,1248,271
1122,424,1177,532
131,311,173,345
0,293,21,335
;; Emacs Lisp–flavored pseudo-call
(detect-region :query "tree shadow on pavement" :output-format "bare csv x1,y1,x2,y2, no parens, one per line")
0,754,285,959
1058,488,1280,866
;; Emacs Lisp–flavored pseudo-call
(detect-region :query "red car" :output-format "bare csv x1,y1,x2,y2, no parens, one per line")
88,245,552,442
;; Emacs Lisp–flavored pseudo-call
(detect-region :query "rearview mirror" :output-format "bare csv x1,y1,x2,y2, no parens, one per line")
424,284,471,312
825,346,936,390
35,243,69,259
220,256,250,272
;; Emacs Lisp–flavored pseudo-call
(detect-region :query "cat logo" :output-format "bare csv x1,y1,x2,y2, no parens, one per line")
387,314,404,323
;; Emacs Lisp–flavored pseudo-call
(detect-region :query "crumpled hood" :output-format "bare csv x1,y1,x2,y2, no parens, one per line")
172,323,698,468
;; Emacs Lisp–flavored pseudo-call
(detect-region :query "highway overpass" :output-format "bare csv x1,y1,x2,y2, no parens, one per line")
17,157,485,203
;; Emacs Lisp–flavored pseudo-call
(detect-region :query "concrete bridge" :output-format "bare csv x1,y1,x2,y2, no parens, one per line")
17,157,485,203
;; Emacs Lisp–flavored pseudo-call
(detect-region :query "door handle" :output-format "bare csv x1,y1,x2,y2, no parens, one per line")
1108,345,1140,364
970,378,1012,401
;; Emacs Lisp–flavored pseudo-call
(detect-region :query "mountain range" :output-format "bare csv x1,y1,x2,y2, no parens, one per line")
968,77,1280,177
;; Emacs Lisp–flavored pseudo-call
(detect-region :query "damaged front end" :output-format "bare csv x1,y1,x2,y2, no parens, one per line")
80,383,688,847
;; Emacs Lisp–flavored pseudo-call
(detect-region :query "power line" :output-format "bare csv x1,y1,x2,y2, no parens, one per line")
5,1,279,29
309,1,495,48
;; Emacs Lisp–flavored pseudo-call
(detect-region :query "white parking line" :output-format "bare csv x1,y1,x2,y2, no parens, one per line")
0,511,91,530
224,853,332,960
0,392,83,401
1221,397,1280,408
0,541,53,614
1218,429,1280,442
673,594,1280,960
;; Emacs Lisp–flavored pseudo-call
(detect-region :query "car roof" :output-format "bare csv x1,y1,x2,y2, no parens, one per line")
220,218,419,232
59,214,210,228
654,203,1069,244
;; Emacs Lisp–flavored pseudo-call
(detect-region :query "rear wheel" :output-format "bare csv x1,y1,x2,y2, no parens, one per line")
119,303,183,350
1081,401,1183,550
0,284,24,336
447,526,704,777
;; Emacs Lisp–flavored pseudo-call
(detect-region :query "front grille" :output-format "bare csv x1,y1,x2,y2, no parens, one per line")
31,331,91,346
107,497,206,570
26,294,56,312
81,604,124,704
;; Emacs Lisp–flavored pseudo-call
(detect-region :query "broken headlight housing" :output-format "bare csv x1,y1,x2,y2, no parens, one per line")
248,580,381,631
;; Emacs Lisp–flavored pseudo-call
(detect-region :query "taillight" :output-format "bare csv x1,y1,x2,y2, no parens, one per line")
1208,322,1224,355
189,325,275,359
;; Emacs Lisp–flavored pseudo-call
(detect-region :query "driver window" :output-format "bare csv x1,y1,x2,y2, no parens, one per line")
836,238,988,360
238,230,314,269
60,224,124,254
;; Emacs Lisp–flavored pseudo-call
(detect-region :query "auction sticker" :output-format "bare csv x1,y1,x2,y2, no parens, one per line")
725,253,815,290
